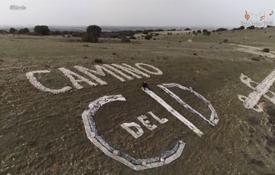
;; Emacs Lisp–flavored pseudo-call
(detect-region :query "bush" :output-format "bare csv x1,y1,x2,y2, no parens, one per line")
121,36,131,43
247,25,255,30
51,31,61,35
0,30,7,34
129,36,137,40
18,28,30,34
9,28,17,34
94,58,103,64
232,26,245,31
184,28,191,31
216,28,228,32
262,48,270,53
84,25,102,43
34,25,50,35
144,34,152,40
223,39,229,43
203,29,211,36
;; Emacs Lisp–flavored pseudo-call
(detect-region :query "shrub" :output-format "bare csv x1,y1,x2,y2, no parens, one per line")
144,34,153,40
0,30,7,34
203,29,211,36
34,25,50,35
129,36,136,40
94,58,103,64
223,39,229,43
184,28,191,31
216,28,228,32
247,25,255,30
251,57,261,62
249,159,265,167
143,31,149,35
121,36,131,43
232,26,245,31
51,31,61,35
262,48,270,53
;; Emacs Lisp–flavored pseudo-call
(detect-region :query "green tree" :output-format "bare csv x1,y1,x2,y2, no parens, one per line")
9,28,17,34
34,25,50,35
84,25,102,43
18,28,30,34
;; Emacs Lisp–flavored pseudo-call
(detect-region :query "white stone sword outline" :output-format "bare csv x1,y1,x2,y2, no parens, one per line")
238,70,275,112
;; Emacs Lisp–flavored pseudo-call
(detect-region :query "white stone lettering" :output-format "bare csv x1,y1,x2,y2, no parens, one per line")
26,70,72,94
147,111,168,124
137,115,157,131
103,64,134,80
112,63,150,79
26,63,163,94
58,67,97,89
74,65,108,85
76,64,126,82
120,122,144,139
135,63,163,75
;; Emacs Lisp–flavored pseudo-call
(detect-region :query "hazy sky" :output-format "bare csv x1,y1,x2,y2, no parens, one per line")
0,0,274,27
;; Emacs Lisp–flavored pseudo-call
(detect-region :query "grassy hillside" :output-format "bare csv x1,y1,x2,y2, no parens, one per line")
1,29,275,174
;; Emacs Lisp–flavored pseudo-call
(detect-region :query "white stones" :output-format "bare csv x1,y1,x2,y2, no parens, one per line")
58,67,97,89
26,70,72,94
239,71,275,112
120,122,144,139
135,63,163,75
158,83,219,127
142,86,204,137
243,70,275,109
26,63,163,94
113,150,119,155
82,94,186,171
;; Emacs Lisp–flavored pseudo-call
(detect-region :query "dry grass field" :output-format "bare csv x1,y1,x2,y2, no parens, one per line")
1,28,275,174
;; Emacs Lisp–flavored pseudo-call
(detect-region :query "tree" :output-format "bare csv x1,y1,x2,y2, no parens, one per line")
34,25,50,35
84,25,102,43
9,28,17,34
18,28,30,34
